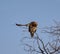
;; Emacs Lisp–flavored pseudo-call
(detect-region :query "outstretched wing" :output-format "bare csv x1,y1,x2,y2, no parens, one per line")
16,24,23,26
16,24,29,26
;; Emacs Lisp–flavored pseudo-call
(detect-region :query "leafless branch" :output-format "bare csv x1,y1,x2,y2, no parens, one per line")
20,20,60,54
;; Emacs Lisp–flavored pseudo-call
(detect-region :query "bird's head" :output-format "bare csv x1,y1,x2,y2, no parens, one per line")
30,21,38,27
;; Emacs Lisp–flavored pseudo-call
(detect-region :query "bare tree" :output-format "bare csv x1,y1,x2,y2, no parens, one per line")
20,20,60,54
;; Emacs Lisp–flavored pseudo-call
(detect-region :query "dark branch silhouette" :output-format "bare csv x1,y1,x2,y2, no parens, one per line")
19,20,60,54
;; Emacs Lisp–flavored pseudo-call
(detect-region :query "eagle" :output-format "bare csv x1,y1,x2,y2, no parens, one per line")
16,21,38,37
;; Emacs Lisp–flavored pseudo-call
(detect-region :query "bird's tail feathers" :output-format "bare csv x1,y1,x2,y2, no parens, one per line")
30,32,34,38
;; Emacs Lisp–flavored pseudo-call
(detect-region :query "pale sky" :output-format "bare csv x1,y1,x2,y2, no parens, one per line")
0,0,60,54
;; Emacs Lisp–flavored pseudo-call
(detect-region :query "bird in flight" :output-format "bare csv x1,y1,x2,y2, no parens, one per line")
16,21,38,37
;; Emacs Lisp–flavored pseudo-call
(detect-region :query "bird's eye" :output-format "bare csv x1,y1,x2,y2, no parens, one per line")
32,24,36,27
32,24,34,26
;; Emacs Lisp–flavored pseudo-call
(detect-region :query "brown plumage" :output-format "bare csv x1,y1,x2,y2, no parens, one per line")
16,21,38,37
29,21,37,37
